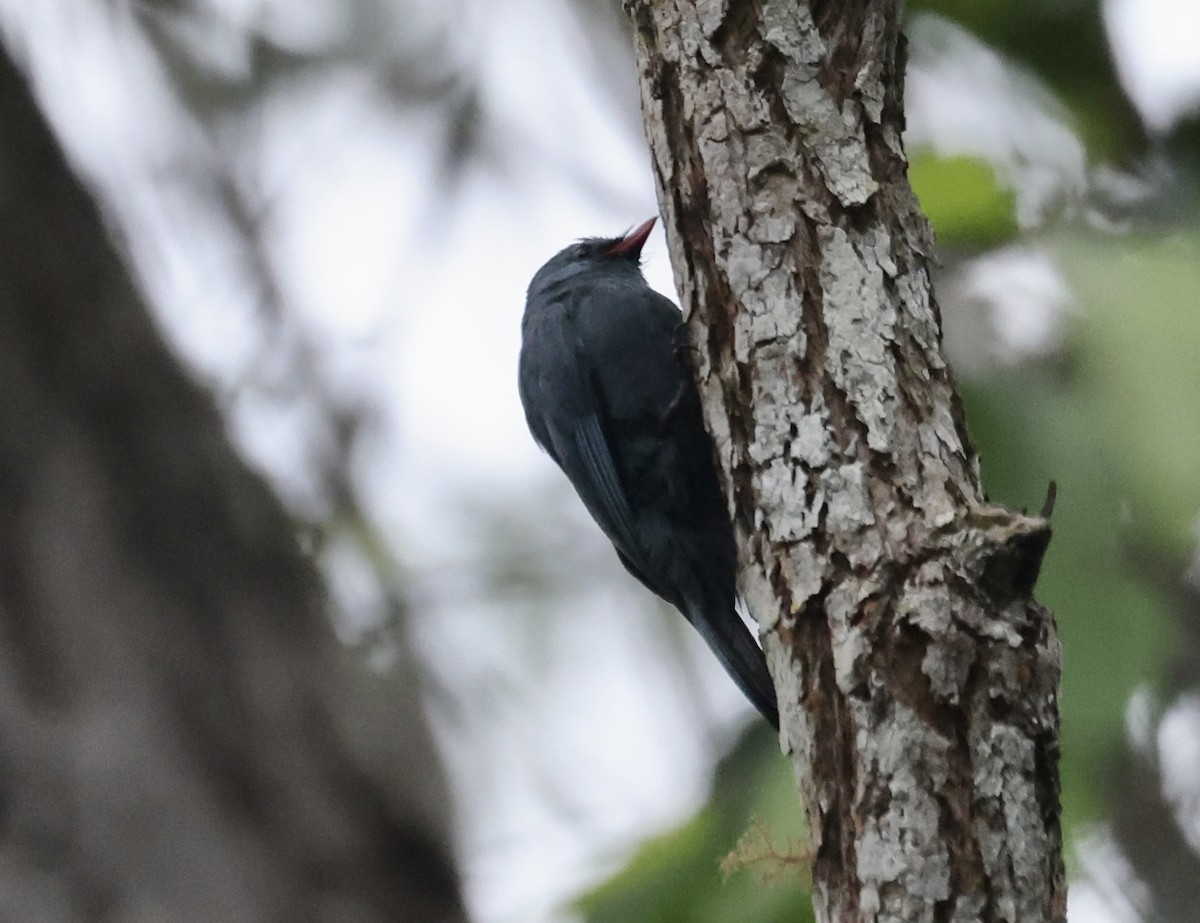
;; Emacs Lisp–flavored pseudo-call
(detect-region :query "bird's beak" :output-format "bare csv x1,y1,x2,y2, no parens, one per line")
606,217,657,258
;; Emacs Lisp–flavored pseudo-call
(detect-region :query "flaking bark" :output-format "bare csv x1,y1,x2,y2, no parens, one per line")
623,2,1066,921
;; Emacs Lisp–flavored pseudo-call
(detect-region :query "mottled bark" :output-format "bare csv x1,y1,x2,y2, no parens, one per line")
0,48,464,923
624,2,1065,921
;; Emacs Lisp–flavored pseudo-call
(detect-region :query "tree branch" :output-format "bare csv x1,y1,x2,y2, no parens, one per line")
624,2,1065,920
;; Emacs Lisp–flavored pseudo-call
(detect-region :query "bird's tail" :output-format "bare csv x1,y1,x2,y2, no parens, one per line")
687,603,780,730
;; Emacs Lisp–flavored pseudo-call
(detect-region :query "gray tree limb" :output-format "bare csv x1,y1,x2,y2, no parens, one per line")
0,46,464,923
623,2,1065,920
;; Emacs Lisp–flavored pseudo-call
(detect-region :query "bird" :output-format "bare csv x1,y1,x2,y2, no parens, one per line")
518,217,779,729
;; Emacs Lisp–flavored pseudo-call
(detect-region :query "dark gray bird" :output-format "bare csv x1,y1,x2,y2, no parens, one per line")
518,218,779,729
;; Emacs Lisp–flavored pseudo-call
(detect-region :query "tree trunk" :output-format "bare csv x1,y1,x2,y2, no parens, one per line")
624,2,1066,921
0,47,465,923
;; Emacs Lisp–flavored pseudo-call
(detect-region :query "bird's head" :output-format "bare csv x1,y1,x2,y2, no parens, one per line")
527,218,657,299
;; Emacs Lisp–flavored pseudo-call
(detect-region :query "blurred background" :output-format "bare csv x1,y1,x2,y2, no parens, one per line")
1,0,1198,921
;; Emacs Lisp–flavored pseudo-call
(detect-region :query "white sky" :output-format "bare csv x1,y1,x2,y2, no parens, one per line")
1105,0,1200,133
3,1,1199,921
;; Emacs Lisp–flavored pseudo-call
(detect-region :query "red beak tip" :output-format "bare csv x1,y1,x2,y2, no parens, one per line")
610,216,657,257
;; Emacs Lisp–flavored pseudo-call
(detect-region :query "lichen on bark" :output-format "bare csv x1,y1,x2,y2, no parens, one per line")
624,1,1066,920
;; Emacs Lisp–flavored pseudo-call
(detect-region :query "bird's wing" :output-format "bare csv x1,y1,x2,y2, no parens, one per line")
521,301,657,583
572,412,645,567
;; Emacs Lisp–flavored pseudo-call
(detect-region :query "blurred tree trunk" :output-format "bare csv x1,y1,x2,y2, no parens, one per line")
625,2,1065,921
1107,546,1200,923
0,48,465,923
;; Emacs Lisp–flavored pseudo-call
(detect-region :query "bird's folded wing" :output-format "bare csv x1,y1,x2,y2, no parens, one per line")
572,414,652,577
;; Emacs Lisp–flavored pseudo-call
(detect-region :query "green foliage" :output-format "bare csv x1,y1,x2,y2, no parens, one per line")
1058,231,1200,544
577,729,814,923
909,153,1018,247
